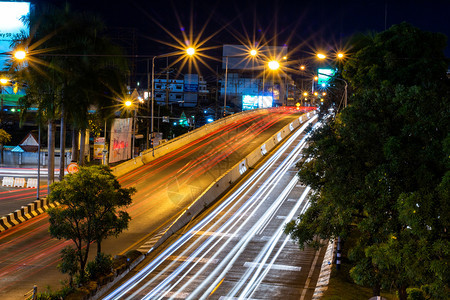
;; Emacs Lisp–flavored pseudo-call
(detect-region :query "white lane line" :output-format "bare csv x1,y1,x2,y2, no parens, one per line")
244,262,302,272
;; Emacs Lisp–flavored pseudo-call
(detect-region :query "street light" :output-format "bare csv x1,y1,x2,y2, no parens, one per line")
14,50,26,60
317,53,326,60
223,48,258,117
150,47,197,151
124,98,137,159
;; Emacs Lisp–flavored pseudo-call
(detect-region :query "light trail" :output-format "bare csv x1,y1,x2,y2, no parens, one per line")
0,108,307,297
104,114,319,299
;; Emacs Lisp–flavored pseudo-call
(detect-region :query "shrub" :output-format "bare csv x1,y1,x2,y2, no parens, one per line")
86,252,113,281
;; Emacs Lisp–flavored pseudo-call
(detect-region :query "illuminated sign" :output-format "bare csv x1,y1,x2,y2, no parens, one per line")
0,1,30,69
317,68,336,85
242,95,273,111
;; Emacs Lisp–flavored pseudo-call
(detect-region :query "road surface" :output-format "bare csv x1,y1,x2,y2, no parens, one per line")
0,108,310,299
103,113,324,299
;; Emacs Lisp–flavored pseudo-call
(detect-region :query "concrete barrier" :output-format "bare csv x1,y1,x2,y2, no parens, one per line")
27,178,38,188
2,177,14,187
13,177,26,188
0,198,59,232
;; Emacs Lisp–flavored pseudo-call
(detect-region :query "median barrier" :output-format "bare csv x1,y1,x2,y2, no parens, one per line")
150,111,317,252
2,177,14,187
27,178,38,188
0,197,60,232
13,177,26,188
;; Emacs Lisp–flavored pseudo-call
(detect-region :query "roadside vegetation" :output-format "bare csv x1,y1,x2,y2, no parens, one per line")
32,165,136,299
285,22,449,299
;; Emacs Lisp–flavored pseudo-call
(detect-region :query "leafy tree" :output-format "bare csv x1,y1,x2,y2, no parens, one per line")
0,128,11,164
57,246,79,288
47,165,135,280
11,2,128,188
285,23,449,299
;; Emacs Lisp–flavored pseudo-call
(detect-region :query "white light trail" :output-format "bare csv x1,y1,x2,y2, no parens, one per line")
104,115,320,300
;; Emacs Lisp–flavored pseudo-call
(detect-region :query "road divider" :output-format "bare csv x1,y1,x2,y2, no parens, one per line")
0,198,60,232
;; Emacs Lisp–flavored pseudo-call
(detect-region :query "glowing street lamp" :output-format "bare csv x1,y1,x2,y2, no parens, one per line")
250,49,257,56
268,60,280,70
317,53,326,60
14,50,26,60
300,65,305,71
337,53,344,59
0,78,8,85
186,47,195,56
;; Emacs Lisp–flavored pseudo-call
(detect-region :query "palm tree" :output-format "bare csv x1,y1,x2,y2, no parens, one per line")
12,3,128,189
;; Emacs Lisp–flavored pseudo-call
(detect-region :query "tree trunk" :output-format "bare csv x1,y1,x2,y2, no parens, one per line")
47,120,55,194
97,239,102,255
372,283,381,296
71,128,78,162
79,129,85,166
0,143,3,165
59,105,66,181
398,285,408,300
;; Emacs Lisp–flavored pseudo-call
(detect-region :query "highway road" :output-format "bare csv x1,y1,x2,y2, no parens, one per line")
0,107,310,299
103,113,324,299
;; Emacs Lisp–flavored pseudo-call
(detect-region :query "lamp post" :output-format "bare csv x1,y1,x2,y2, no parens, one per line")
124,99,136,158
267,60,280,105
150,47,196,151
223,48,257,117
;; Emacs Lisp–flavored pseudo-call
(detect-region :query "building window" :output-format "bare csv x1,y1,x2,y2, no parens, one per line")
156,84,162,89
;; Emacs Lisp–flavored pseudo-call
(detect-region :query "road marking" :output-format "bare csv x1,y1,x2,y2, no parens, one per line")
162,291,190,298
167,255,218,264
243,262,302,272
193,230,237,238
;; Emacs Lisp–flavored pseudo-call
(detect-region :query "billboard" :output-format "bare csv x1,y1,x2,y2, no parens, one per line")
317,68,336,86
0,1,30,70
242,95,273,111
109,118,132,163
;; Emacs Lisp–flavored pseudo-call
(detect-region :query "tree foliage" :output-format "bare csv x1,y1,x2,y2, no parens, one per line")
285,23,449,299
47,165,135,280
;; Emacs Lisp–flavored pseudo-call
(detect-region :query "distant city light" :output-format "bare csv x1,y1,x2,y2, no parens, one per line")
207,118,214,123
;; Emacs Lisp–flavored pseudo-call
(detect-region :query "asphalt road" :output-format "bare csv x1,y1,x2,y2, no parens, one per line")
0,107,308,299
103,113,324,300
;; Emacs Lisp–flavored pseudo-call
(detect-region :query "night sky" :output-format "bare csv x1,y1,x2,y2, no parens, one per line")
37,0,450,76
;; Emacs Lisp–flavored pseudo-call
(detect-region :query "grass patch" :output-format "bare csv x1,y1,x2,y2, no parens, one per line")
321,231,397,299
322,264,396,300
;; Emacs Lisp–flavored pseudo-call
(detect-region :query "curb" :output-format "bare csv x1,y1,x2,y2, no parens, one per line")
0,198,59,232
312,239,337,299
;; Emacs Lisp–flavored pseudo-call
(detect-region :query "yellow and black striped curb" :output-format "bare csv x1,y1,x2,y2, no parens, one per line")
0,199,60,232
